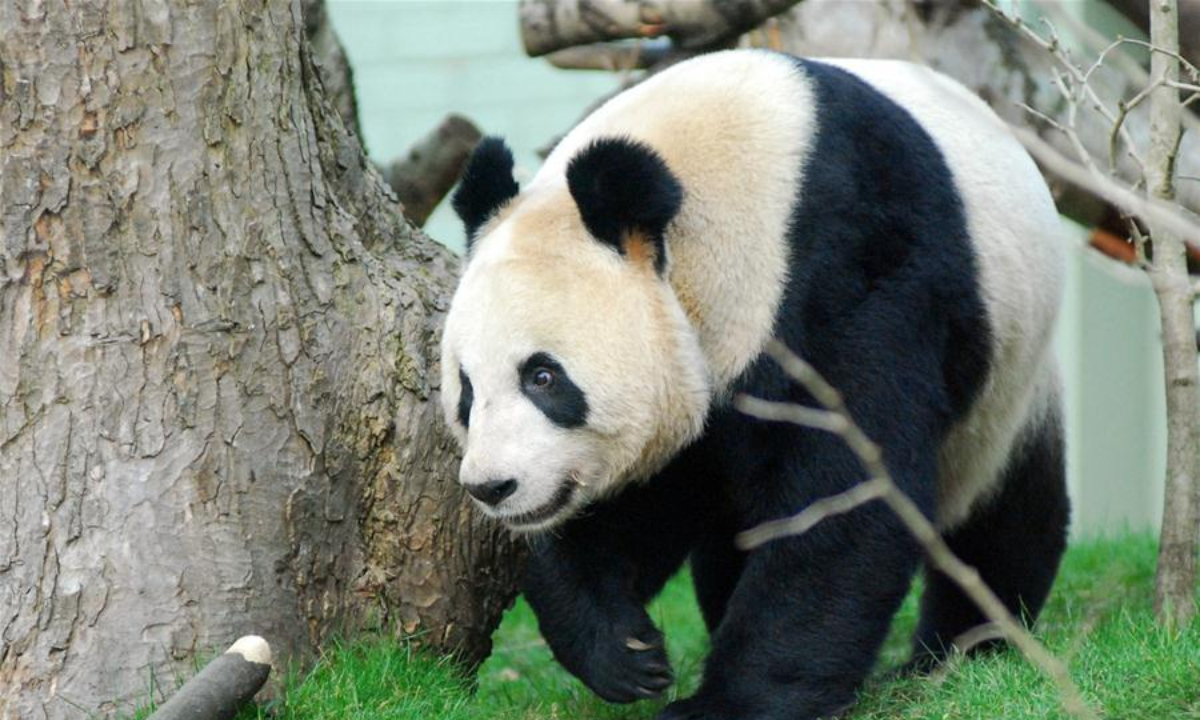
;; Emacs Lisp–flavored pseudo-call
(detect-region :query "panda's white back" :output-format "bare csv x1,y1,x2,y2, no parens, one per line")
528,50,1064,528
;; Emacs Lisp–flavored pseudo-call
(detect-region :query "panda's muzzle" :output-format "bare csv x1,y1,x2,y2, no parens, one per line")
501,479,579,530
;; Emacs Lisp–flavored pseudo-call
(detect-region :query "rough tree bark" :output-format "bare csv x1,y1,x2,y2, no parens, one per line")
302,0,361,141
1144,0,1199,627
0,3,522,718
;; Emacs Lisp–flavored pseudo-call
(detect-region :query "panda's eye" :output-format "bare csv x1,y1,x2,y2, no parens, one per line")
530,368,555,389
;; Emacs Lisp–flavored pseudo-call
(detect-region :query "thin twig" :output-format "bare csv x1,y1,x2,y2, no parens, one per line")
1040,4,1200,139
734,396,845,433
1018,101,1068,133
1110,78,1163,172
736,341,1101,720
1116,36,1200,82
1166,79,1200,93
983,0,1145,171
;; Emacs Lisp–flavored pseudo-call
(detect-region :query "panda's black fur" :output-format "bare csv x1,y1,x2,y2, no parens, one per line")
450,55,1068,720
566,138,684,275
453,136,519,242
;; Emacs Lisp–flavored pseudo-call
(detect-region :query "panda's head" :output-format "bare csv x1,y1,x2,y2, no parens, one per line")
440,136,712,533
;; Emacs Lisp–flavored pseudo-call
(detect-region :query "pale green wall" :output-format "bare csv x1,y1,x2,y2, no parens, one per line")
329,1,1176,536
1058,236,1167,535
327,0,620,252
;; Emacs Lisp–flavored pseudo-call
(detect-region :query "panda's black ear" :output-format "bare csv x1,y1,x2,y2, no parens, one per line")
452,137,520,250
566,137,682,274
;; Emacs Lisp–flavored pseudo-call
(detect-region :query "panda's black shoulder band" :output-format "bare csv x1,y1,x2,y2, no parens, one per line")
566,137,682,274
452,136,520,250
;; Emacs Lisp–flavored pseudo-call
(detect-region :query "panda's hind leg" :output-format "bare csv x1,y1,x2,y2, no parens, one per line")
910,413,1069,669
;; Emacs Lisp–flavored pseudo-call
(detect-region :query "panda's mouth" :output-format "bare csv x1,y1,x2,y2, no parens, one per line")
501,480,580,531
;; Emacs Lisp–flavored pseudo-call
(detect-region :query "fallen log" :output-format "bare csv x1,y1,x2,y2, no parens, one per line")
147,636,272,720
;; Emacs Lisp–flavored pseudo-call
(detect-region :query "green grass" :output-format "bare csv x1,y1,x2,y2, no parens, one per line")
178,535,1197,719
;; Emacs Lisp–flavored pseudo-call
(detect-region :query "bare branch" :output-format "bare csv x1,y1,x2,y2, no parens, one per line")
1103,0,1200,76
1013,126,1200,249
736,341,1101,720
1039,3,1200,140
1110,78,1163,172
734,395,845,433
734,474,889,548
951,622,1007,655
982,0,1145,170
1115,36,1200,83
1167,79,1200,93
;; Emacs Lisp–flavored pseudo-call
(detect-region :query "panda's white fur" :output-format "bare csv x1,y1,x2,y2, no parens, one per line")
441,50,1062,532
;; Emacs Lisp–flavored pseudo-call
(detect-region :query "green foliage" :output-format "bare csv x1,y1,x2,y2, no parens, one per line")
153,535,1197,720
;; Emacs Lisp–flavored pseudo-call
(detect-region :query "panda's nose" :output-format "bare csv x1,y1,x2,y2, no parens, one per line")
465,478,519,507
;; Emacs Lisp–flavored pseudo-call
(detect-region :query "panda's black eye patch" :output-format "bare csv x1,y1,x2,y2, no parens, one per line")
457,367,474,429
520,352,588,428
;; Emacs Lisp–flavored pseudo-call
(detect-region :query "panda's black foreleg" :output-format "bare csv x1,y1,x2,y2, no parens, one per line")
524,534,678,704
658,397,941,720
524,461,711,703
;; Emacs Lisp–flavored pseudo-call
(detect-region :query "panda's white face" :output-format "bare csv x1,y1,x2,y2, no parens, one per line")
441,203,711,533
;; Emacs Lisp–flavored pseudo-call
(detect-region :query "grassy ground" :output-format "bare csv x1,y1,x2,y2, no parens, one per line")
150,534,1196,719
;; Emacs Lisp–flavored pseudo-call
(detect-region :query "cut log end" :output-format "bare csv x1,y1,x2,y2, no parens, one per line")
226,634,272,665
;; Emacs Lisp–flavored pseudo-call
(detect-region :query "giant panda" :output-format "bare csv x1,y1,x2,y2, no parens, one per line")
440,50,1068,720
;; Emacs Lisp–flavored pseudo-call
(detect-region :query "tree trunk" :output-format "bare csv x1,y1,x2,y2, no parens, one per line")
1144,0,1199,628
0,3,522,718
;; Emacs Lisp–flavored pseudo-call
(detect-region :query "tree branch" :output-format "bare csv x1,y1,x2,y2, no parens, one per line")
1012,125,1200,249
518,0,802,57
736,341,1101,720
380,114,482,227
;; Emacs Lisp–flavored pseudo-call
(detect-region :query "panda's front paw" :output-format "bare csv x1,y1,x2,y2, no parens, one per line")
564,612,674,703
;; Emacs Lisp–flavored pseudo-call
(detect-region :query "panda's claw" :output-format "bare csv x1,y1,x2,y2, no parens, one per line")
640,670,674,690
625,637,655,651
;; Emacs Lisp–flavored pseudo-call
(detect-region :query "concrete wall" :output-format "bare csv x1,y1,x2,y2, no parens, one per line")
328,1,1176,537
